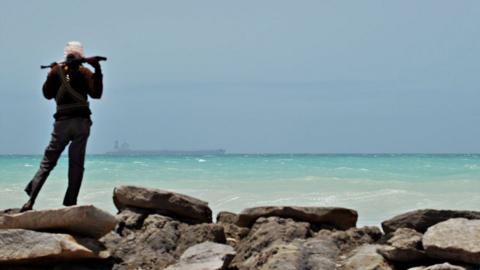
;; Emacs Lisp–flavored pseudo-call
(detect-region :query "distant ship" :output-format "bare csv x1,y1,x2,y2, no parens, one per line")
105,141,226,156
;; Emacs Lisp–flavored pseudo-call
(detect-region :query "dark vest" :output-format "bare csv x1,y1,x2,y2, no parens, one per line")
56,65,90,113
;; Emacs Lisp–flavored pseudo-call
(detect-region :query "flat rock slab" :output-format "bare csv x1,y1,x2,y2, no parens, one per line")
236,206,357,229
0,229,102,264
0,205,117,239
423,218,480,265
382,209,480,234
165,241,235,270
114,185,212,223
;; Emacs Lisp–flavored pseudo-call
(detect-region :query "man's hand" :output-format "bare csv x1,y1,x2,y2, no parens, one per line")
85,57,101,69
48,63,59,74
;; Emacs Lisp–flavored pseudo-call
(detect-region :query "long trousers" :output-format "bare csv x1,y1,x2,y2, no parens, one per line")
25,117,92,206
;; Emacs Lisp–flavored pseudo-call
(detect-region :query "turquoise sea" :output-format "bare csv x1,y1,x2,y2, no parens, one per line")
1,154,479,226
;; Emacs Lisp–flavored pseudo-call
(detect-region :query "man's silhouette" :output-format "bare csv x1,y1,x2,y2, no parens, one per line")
21,41,103,211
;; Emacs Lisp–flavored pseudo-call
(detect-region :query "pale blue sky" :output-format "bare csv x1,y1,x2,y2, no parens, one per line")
1,1,479,154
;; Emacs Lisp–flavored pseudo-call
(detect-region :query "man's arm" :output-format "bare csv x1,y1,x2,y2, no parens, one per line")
42,65,60,99
82,64,103,99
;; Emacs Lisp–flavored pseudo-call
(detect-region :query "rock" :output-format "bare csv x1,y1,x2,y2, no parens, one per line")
216,211,238,224
113,185,212,223
258,226,385,270
1,263,114,270
341,244,394,270
100,214,226,270
298,238,341,270
236,206,358,230
422,218,480,265
230,216,312,269
0,208,21,215
378,228,426,262
219,223,249,247
408,263,474,270
231,220,383,270
316,226,383,252
52,262,114,270
165,241,235,270
0,229,105,264
216,211,247,247
116,209,148,230
257,242,304,270
100,214,181,269
175,223,226,257
382,209,480,234
314,227,384,270
259,238,340,270
0,205,117,238
73,236,111,258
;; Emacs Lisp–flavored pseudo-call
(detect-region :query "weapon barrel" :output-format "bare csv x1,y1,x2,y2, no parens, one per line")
40,56,107,69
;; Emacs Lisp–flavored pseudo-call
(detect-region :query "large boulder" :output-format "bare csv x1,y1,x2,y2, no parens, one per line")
422,218,480,265
0,229,107,264
0,205,116,238
382,209,480,234
113,185,212,223
236,206,358,230
378,228,426,262
165,241,235,270
341,244,394,270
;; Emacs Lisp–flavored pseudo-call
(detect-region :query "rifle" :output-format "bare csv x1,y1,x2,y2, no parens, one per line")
41,56,107,69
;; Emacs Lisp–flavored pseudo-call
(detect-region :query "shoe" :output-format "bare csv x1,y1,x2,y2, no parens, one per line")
20,201,33,212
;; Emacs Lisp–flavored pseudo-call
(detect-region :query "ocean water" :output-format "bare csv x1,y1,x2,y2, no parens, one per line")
1,154,479,226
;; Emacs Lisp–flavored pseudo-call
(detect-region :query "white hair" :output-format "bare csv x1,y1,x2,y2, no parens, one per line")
64,41,85,59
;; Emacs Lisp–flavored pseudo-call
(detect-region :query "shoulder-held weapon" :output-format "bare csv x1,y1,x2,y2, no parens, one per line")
41,56,107,69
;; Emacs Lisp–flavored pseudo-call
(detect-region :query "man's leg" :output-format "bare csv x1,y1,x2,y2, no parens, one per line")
23,121,70,211
63,118,91,206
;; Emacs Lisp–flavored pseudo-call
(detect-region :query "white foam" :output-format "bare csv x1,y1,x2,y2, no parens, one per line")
464,164,480,169
215,196,240,207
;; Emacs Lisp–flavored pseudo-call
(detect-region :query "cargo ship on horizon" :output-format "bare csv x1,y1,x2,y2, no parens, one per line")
105,141,226,156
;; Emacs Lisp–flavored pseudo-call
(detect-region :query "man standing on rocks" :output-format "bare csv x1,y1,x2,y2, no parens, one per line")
21,41,104,212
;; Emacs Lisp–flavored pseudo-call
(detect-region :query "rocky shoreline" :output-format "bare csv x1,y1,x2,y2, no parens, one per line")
1,185,479,270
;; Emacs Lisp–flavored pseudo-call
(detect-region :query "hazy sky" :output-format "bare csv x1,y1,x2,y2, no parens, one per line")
1,1,479,154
